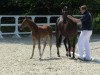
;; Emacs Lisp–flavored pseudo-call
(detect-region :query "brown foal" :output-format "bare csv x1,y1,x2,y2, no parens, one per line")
20,16,52,59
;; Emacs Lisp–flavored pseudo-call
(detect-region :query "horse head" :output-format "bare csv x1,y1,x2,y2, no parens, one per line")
62,6,70,15
20,16,29,30
58,6,71,25
20,16,38,31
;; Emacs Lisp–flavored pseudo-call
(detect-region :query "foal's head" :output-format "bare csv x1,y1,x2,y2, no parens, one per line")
20,16,29,30
20,16,38,31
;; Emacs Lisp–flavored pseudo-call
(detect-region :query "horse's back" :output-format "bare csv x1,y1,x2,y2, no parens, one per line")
38,25,52,36
38,25,49,28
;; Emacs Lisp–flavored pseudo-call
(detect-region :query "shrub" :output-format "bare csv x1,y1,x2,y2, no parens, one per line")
93,14,100,34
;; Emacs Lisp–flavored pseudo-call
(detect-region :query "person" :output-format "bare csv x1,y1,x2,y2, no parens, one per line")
67,5,93,61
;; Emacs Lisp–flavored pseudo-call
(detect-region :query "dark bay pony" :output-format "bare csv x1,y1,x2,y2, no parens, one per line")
56,6,78,58
20,16,52,59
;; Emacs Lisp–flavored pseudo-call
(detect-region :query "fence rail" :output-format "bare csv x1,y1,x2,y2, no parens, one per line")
0,15,82,39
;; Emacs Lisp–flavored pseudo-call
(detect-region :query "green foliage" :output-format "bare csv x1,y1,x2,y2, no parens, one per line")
0,0,100,34
93,14,100,34
0,0,99,15
93,14,100,28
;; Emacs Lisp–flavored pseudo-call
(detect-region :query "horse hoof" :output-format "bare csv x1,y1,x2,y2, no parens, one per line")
39,58,41,60
73,57,75,59
69,54,71,57
30,57,32,59
71,57,75,59
58,55,60,57
66,53,69,56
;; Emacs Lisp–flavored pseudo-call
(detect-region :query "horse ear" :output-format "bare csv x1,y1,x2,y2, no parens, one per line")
25,15,28,20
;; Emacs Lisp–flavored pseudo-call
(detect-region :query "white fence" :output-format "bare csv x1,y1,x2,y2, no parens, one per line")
0,15,81,39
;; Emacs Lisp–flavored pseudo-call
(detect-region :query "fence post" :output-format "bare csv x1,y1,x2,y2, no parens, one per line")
47,16,50,26
32,16,35,22
0,16,4,39
12,16,21,38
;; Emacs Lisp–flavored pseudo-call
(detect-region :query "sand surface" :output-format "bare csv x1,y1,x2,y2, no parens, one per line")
0,34,100,75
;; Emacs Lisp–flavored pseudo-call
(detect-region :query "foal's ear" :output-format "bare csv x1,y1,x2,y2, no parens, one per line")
25,15,28,20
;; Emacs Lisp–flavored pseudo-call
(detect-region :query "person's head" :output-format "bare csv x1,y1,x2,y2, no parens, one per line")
79,5,88,14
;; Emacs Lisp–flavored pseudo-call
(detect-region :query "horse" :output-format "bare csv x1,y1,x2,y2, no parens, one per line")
20,16,52,59
56,6,78,58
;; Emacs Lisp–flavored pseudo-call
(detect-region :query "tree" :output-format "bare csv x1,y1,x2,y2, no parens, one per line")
0,0,99,15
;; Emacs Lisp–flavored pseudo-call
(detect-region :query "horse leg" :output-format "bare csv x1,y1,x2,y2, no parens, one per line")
72,38,76,59
49,35,52,57
63,38,68,56
69,47,71,57
57,47,60,57
38,39,41,59
68,38,71,57
30,40,35,59
72,46,75,59
56,35,62,57
41,39,47,57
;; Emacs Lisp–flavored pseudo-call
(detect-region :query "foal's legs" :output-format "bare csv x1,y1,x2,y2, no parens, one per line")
41,38,47,57
30,40,35,59
38,39,41,59
49,35,52,57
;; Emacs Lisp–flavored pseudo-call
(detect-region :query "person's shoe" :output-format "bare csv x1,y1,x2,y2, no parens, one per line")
84,58,92,61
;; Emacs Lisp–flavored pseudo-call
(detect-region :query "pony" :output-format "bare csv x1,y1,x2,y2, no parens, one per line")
20,16,52,59
56,6,78,58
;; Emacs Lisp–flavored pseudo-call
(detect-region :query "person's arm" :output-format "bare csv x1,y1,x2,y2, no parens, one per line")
67,15,81,23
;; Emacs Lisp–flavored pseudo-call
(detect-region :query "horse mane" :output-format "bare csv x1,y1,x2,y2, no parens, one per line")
25,17,38,30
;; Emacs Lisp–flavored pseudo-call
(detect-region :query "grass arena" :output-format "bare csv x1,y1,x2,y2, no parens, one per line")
0,34,100,75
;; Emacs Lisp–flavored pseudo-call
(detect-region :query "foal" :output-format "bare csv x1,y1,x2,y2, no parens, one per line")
20,16,52,59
